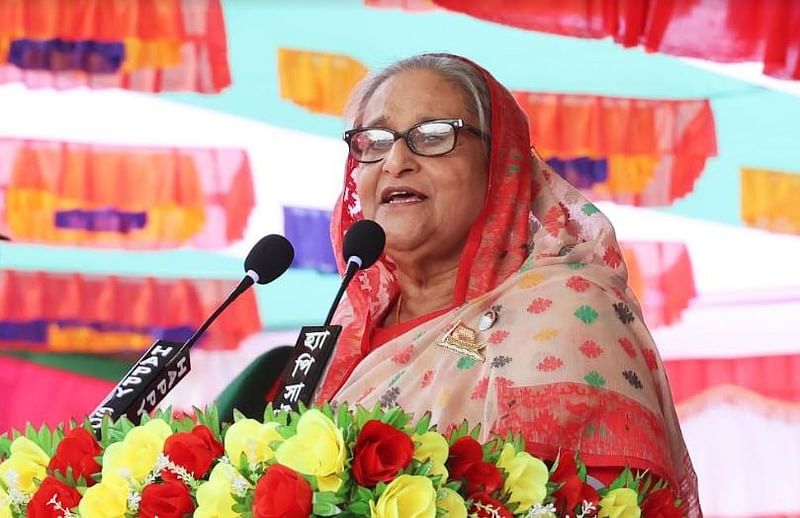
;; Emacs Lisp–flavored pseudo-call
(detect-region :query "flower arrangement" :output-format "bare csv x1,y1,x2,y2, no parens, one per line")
0,404,682,517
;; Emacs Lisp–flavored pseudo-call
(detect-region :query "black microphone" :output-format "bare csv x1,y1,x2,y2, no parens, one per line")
324,219,386,325
89,234,294,431
183,234,295,350
273,220,386,412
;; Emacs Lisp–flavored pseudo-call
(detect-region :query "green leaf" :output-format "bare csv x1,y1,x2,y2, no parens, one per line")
312,500,343,515
348,500,371,516
232,409,246,422
0,434,11,458
414,413,432,435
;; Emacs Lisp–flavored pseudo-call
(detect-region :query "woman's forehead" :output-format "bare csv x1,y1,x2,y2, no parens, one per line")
361,69,472,128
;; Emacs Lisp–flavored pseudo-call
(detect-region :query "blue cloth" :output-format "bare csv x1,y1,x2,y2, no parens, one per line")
8,38,125,73
54,209,147,233
546,156,608,189
283,206,337,273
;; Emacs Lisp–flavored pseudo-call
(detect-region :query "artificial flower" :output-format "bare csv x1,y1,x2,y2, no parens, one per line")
27,476,82,518
194,463,242,518
640,487,681,518
102,418,172,483
352,420,414,487
599,487,641,518
369,475,436,518
550,451,598,514
139,479,195,518
163,424,223,479
468,492,513,518
496,443,549,512
436,487,467,518
446,436,483,480
48,427,103,485
0,486,10,518
224,419,283,465
78,473,129,518
0,437,50,494
413,431,449,482
253,464,312,518
275,409,346,492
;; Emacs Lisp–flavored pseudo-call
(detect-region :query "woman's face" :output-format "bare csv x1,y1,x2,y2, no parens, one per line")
355,69,489,263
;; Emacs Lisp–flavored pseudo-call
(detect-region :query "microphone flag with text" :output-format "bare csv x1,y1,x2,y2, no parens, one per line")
273,219,385,412
89,234,294,432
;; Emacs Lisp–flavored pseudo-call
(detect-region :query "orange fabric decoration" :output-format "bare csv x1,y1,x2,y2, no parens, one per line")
277,48,369,116
514,92,717,206
0,139,254,249
741,167,800,235
0,0,231,93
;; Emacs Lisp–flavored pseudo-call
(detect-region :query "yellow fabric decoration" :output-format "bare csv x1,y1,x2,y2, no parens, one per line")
278,48,368,116
741,167,800,234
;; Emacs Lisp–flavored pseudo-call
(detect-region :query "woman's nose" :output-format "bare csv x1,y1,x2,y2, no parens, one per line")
381,137,417,177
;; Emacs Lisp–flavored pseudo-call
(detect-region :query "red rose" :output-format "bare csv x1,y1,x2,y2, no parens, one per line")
462,461,503,494
641,487,682,518
551,452,598,514
162,425,223,479
446,436,483,479
351,420,414,487
253,464,312,518
48,428,102,485
469,492,513,518
139,480,195,518
28,476,82,518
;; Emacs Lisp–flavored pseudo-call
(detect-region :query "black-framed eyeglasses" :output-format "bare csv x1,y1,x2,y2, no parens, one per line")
343,118,485,163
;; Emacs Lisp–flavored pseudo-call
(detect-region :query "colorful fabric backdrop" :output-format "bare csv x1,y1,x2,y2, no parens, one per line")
0,138,254,249
0,270,261,353
0,0,231,92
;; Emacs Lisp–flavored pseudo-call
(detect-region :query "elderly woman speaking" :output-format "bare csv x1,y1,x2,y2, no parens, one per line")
316,53,700,516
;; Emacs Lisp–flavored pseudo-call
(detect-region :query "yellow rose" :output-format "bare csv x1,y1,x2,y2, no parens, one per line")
194,463,241,518
224,418,283,465
370,475,436,518
436,487,467,518
78,474,129,518
0,437,50,494
413,432,449,483
102,418,172,483
0,486,11,518
496,444,549,512
599,488,641,518
275,409,345,492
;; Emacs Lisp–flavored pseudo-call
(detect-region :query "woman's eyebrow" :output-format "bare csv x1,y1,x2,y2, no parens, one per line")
362,115,451,128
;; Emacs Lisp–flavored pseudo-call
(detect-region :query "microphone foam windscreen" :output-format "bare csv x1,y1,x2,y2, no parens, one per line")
343,219,386,269
244,234,295,284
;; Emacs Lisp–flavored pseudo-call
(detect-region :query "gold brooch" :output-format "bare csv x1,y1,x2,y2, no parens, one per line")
436,320,486,362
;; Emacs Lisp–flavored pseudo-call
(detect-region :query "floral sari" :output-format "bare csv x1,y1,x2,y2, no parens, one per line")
316,55,701,516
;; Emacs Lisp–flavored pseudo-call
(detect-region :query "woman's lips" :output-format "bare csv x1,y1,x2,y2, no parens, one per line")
380,186,428,205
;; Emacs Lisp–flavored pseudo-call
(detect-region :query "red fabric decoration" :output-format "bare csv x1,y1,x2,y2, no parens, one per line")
0,270,261,353
513,92,717,206
431,0,800,80
665,354,800,409
621,241,696,328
